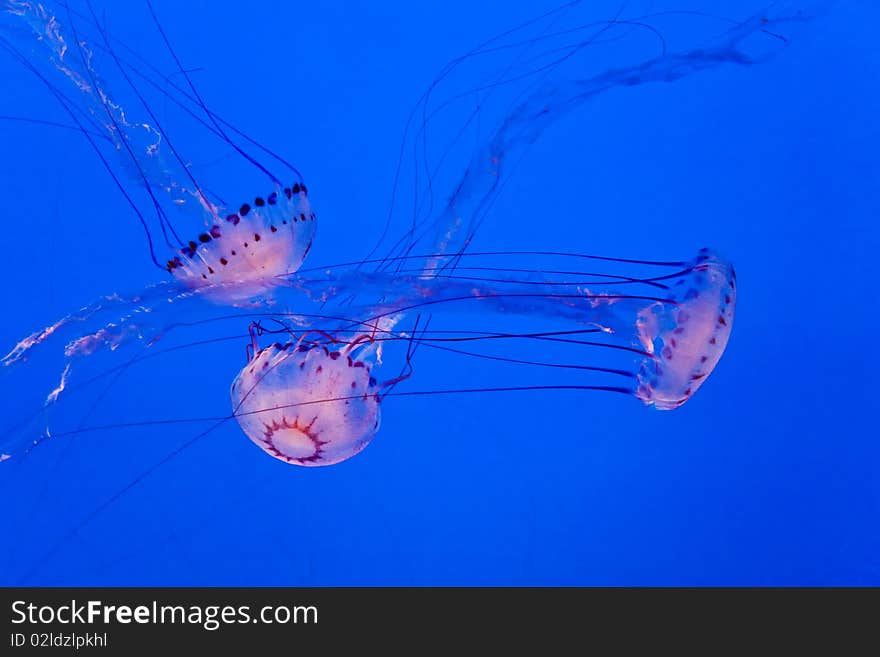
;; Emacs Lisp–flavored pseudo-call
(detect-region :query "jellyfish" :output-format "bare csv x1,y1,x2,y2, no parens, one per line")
231,328,384,466
0,0,790,461
163,183,316,294
0,0,317,299
0,0,779,400
224,246,735,466
0,0,794,581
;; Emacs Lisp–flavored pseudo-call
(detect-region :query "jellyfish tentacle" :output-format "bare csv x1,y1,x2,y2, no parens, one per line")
375,314,428,402
0,31,166,268
85,0,218,220
144,0,283,187
397,9,794,276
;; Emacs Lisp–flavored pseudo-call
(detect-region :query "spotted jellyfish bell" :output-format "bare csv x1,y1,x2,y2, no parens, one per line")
165,183,316,298
634,249,736,410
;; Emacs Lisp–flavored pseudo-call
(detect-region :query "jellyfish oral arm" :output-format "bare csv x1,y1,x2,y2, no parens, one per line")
400,11,792,275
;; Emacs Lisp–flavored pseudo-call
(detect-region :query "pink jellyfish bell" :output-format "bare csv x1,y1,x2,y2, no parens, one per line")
165,184,316,295
635,249,736,409
230,329,388,466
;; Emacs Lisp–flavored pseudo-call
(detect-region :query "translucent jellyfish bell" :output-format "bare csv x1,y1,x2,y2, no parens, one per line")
166,184,316,294
230,331,382,466
634,250,736,409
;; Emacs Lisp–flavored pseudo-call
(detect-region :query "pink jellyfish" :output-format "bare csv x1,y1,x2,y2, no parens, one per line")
231,330,385,466
228,248,735,466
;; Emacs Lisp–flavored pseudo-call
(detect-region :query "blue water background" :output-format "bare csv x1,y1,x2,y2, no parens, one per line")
0,0,877,585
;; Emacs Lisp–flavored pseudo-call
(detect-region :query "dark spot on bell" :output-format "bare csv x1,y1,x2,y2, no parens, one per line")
300,213,306,221
718,316,727,326
199,233,211,243
270,226,277,232
284,188,291,199
255,197,265,207
220,257,228,265
231,250,237,256
240,203,251,216
210,225,222,238
292,183,301,193
268,192,278,205
254,233,261,241
316,365,323,373
188,240,197,250
226,213,240,225
329,351,340,360
207,267,214,274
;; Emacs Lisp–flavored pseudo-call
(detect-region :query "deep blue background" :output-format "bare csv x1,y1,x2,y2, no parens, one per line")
0,0,878,585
